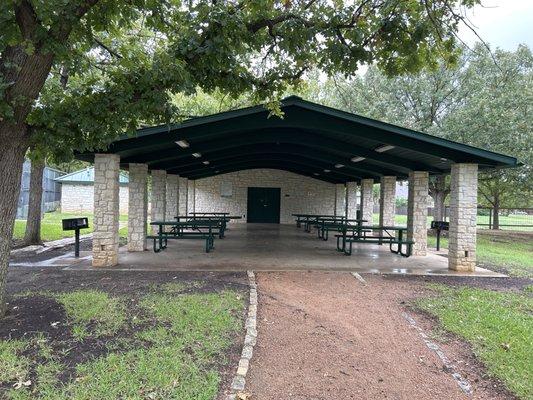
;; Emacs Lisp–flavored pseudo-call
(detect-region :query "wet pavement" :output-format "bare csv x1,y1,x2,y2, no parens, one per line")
11,224,505,277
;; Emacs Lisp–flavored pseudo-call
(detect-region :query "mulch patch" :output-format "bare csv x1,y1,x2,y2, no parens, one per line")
2,266,248,397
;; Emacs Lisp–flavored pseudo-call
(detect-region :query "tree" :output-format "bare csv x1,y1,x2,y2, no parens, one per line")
439,44,533,228
0,0,480,316
318,55,471,219
23,156,45,245
315,44,532,228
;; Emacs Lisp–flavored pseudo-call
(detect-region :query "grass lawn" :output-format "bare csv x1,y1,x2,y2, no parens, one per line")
417,285,533,399
13,212,128,242
427,232,533,278
0,279,245,399
372,213,533,231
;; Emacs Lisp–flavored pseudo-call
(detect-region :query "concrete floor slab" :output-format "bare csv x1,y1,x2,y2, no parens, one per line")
60,224,504,277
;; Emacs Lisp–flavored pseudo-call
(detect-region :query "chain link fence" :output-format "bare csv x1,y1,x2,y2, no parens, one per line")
373,204,533,231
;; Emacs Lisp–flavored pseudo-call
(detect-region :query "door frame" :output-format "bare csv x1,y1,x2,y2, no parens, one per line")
246,187,281,223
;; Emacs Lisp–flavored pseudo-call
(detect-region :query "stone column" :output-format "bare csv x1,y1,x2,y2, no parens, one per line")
187,179,196,214
178,177,188,215
360,179,374,224
150,170,166,234
128,163,148,252
407,171,429,256
165,174,179,221
379,176,396,227
335,184,346,217
346,182,358,220
448,164,478,271
93,154,120,267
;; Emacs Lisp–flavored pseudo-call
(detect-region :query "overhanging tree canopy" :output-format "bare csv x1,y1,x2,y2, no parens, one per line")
77,96,518,182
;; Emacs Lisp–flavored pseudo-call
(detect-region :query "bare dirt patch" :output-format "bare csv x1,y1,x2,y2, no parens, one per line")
2,265,248,398
246,271,514,400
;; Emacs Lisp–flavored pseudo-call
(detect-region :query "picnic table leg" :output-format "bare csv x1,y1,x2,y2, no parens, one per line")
342,227,347,252
344,240,353,256
158,225,163,251
403,243,412,257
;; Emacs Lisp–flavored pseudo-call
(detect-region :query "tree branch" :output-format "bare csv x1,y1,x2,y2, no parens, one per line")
94,38,123,59
14,0,40,40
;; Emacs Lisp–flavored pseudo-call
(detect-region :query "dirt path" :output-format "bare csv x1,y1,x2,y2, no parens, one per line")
246,272,508,400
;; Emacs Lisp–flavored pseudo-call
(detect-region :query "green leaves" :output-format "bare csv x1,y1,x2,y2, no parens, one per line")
1,0,482,161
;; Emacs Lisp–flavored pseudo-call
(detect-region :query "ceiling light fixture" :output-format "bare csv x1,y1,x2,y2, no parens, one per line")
323,169,331,173
192,152,202,158
375,144,395,153
334,164,344,168
351,156,366,163
175,140,190,148
313,173,320,176
202,161,210,165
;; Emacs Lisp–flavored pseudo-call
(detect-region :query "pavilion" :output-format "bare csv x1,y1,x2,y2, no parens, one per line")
76,96,518,272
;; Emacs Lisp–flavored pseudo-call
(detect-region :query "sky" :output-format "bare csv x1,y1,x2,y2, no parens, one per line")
459,0,533,50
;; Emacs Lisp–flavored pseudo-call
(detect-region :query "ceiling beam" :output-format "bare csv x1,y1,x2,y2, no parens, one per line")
166,144,400,179
175,154,364,181
122,129,438,173
186,162,345,183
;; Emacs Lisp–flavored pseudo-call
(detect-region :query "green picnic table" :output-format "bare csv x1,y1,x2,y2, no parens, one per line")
174,215,242,237
292,214,345,233
335,225,414,257
190,212,230,216
148,220,221,253
316,218,367,240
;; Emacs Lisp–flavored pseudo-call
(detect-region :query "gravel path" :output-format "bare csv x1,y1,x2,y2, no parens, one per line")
246,271,509,400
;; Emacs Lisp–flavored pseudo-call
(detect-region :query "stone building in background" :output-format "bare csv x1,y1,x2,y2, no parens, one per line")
55,167,129,214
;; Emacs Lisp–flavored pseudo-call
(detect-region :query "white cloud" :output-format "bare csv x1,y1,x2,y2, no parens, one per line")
459,0,533,50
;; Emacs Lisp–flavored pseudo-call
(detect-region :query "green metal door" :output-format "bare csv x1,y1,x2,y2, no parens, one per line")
247,187,281,223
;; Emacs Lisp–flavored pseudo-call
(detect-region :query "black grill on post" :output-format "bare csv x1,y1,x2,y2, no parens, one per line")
62,217,89,257
431,221,449,251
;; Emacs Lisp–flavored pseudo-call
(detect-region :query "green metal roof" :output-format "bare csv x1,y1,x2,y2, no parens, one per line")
55,167,129,185
76,96,518,184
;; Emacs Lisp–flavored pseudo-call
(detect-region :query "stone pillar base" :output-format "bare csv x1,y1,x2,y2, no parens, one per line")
360,179,374,225
335,184,345,217
178,177,188,216
346,182,358,220
379,176,396,227
407,171,429,256
92,154,120,267
128,163,148,252
448,163,478,271
151,170,167,234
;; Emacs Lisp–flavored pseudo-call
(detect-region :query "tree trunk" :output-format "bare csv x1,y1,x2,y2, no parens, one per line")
492,194,500,230
430,174,448,221
23,159,45,245
433,191,446,221
0,130,29,317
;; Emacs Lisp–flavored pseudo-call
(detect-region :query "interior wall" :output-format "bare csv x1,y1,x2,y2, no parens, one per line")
194,169,336,223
